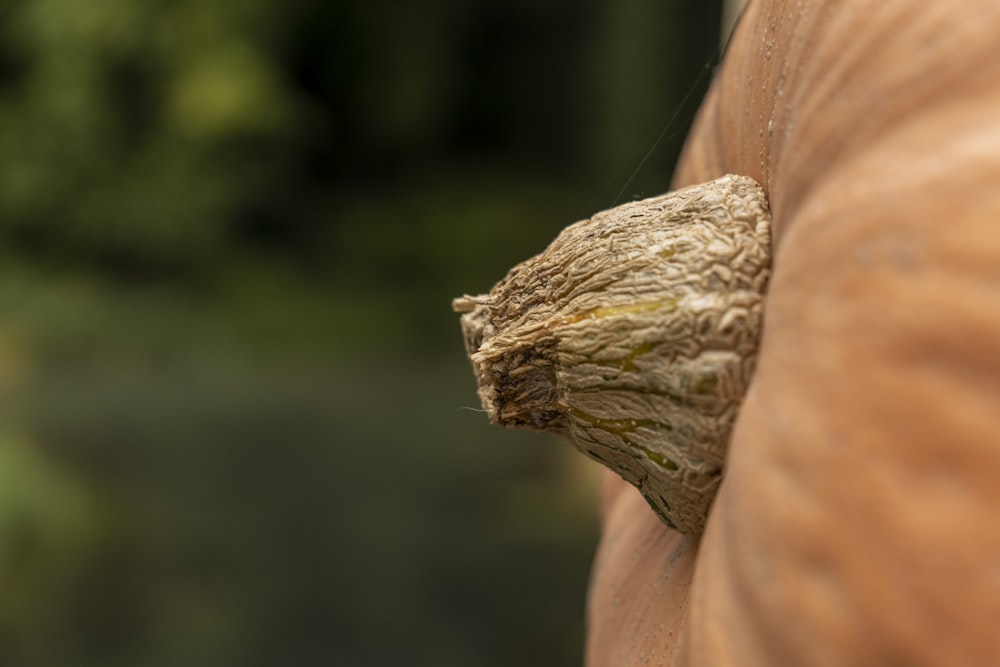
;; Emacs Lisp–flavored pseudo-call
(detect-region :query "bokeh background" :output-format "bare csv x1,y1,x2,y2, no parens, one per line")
0,1,733,665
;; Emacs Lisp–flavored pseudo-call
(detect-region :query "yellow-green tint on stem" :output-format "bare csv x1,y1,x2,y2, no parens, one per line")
559,298,679,326
564,407,674,436
638,446,679,470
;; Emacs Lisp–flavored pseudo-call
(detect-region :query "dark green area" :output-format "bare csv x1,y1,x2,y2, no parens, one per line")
0,0,721,664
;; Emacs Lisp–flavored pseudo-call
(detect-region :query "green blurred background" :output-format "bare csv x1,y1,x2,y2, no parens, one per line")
0,1,728,664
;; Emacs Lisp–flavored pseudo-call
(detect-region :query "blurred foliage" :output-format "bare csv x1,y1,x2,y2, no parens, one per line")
0,0,721,664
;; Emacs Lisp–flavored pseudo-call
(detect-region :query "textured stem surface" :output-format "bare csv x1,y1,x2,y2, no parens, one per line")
455,174,771,533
